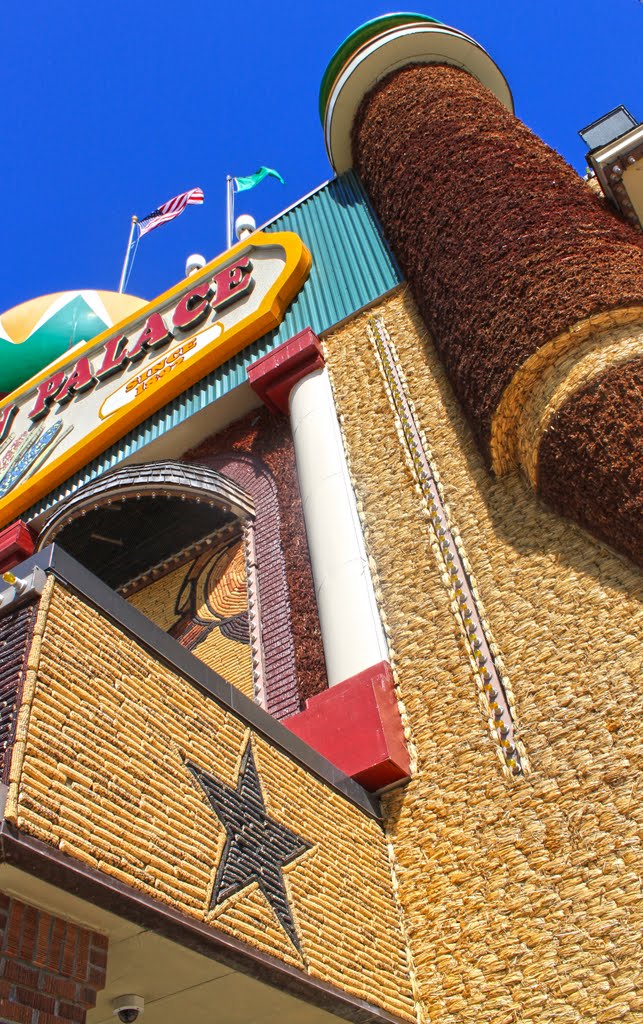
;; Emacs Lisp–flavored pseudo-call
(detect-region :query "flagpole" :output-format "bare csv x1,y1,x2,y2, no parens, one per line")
118,216,139,294
226,176,234,249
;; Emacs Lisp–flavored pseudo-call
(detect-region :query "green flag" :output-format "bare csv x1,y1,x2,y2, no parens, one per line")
234,166,285,192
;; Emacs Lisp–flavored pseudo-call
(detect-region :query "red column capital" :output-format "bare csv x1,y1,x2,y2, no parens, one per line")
0,521,36,574
247,327,325,415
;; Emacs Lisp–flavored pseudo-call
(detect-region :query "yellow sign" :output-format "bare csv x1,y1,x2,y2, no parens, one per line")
0,231,311,529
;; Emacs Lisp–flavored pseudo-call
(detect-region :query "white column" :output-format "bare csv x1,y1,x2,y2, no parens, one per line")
289,367,389,687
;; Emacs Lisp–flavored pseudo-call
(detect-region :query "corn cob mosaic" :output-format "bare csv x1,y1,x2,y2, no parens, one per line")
324,288,643,1024
367,315,524,776
7,581,416,1019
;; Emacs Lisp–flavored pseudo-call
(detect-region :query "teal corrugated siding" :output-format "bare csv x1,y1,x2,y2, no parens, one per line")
26,171,402,520
264,171,401,340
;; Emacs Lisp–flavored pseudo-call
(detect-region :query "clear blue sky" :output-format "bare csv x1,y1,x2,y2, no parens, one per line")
1,0,641,312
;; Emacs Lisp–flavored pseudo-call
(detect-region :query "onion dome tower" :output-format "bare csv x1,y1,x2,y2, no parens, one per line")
321,14,643,566
0,290,145,397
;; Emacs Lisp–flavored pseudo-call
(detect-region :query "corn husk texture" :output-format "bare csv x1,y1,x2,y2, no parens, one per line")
537,355,643,568
352,64,643,461
324,289,643,1024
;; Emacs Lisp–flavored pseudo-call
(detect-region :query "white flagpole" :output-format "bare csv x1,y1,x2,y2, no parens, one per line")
226,176,235,249
118,216,139,294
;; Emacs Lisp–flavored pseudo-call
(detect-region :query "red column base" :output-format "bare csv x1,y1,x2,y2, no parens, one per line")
0,522,36,574
285,661,411,792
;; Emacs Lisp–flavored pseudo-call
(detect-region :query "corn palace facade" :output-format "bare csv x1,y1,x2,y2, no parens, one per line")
0,13,641,1024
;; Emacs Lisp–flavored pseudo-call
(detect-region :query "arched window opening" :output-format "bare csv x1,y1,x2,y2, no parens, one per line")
35,461,260,704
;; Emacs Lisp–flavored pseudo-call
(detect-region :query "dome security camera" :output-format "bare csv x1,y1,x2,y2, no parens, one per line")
112,995,144,1022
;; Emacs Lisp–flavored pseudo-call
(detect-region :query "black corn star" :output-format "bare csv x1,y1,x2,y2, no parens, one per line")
185,740,312,951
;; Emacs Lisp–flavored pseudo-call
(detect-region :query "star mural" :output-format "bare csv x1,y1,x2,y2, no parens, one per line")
185,740,312,951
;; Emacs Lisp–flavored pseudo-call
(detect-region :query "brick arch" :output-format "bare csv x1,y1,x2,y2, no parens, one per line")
201,450,301,719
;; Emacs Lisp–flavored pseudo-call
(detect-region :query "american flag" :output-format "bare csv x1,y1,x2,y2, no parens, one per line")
137,187,204,236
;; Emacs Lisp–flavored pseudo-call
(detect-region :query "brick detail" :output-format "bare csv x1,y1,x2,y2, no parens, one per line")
0,523,36,575
0,896,106,1024
247,328,325,414
0,603,37,783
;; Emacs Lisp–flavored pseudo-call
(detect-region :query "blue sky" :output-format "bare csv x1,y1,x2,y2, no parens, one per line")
1,0,641,313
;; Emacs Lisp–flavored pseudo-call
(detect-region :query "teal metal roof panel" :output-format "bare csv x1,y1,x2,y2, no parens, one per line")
265,170,402,340
26,171,402,520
